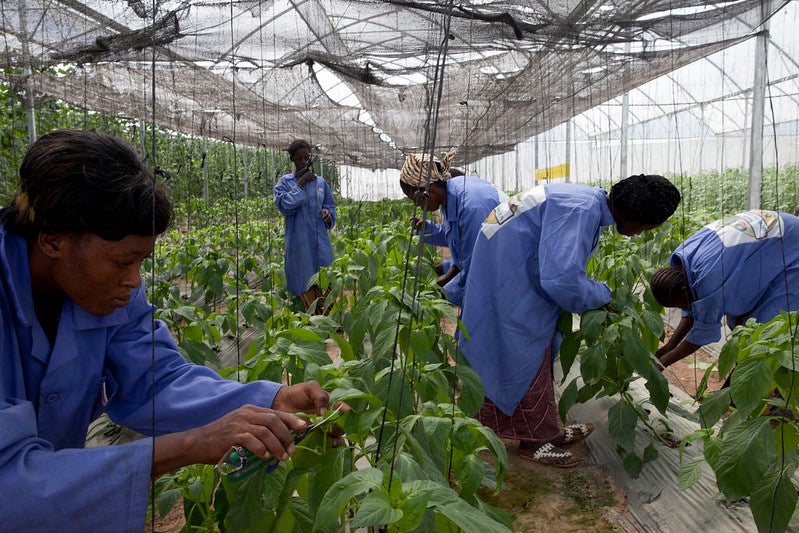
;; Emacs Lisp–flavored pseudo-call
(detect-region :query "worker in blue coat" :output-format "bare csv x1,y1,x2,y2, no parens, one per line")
274,139,336,313
459,175,680,467
399,151,505,306
0,130,337,532
651,210,799,368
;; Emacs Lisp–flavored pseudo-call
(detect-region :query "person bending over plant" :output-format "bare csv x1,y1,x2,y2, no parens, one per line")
459,175,680,467
398,150,505,306
650,209,799,369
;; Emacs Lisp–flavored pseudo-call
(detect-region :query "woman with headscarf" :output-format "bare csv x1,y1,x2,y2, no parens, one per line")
274,139,336,313
399,150,505,306
650,210,799,369
459,175,681,467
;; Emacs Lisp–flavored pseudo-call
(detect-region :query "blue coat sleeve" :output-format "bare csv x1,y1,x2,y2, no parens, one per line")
537,201,611,313
322,180,337,229
274,174,307,216
421,222,447,246
0,398,153,532
104,291,282,434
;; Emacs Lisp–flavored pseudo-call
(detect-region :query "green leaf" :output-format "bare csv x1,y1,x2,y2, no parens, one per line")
558,378,579,422
331,332,354,362
714,417,776,501
623,452,643,478
730,357,773,417
394,489,431,531
749,452,799,533
641,309,665,339
580,309,608,340
717,337,739,378
412,481,513,532
677,460,704,490
696,388,733,429
351,490,403,528
558,332,582,378
622,332,653,376
608,400,637,452
453,365,485,417
580,344,607,385
642,442,659,463
455,453,485,500
314,468,383,530
644,368,670,414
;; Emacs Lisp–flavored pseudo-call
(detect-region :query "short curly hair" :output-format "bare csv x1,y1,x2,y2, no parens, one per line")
609,174,681,225
287,139,311,158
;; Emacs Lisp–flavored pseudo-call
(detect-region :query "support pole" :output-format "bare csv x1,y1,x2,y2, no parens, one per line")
747,5,770,210
620,92,630,179
18,0,37,144
565,119,572,183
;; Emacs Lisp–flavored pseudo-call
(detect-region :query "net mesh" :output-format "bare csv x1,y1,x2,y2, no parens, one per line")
0,0,788,169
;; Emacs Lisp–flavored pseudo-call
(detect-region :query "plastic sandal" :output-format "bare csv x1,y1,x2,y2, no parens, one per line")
559,423,595,445
519,442,580,468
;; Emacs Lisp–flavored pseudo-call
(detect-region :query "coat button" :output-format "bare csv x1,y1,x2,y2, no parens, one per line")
45,393,59,404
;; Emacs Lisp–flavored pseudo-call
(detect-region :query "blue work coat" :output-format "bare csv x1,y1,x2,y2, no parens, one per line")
274,173,336,296
420,176,504,306
671,210,799,345
459,184,614,416
0,225,282,532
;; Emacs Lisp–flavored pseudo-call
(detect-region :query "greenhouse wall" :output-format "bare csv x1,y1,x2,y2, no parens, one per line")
341,133,798,201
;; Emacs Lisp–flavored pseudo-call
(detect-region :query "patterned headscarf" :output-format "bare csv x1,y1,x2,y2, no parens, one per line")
399,149,457,187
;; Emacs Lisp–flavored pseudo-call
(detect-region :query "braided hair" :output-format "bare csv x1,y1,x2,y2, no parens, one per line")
609,174,681,225
650,266,690,307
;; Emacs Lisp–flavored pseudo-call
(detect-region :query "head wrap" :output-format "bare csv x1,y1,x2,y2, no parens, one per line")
399,149,456,187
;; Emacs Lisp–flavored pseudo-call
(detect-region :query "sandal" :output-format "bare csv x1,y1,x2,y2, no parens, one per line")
557,423,595,445
519,442,580,468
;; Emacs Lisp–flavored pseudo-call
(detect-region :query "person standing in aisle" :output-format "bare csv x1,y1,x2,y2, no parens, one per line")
459,175,680,467
650,210,799,369
0,129,341,532
274,139,336,314
399,150,506,306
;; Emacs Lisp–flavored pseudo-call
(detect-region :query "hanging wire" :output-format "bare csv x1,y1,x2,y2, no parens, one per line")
148,0,159,525
227,0,242,381
374,0,456,490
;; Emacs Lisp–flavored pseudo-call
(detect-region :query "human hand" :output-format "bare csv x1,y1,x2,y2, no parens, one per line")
185,404,306,464
273,381,337,416
296,167,315,186
321,208,332,224
412,217,427,232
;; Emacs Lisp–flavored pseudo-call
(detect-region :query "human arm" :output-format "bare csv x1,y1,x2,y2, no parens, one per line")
415,217,446,246
274,174,308,216
655,315,702,369
321,180,336,228
537,200,611,312
152,404,307,478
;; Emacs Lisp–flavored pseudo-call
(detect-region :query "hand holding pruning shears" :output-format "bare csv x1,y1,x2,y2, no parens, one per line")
217,405,346,481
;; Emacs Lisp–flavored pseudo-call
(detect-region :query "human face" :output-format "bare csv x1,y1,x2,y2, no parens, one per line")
615,219,658,237
291,147,311,172
48,233,154,316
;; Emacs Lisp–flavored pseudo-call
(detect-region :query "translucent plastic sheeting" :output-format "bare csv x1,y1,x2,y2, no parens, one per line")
0,0,790,169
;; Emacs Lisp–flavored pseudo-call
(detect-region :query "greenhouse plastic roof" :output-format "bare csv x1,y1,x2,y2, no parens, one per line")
0,0,792,169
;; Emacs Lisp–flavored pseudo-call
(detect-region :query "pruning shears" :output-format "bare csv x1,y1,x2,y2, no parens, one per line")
216,406,343,481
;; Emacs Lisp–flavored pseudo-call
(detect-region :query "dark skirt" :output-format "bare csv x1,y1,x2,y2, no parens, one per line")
475,348,564,445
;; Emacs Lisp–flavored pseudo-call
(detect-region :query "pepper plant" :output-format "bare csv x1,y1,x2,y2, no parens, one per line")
679,310,799,533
